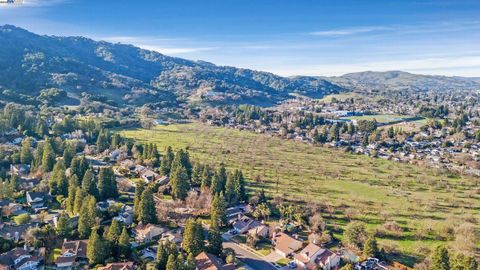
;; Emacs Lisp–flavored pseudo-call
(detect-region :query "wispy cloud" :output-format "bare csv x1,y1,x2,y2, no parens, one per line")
100,35,216,55
310,26,392,36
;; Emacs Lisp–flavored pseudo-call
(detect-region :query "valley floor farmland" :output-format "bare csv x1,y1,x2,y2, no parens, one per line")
119,122,480,265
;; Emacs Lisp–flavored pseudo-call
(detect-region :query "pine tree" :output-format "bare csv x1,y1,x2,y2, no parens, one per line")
73,187,86,214
82,169,98,198
160,146,174,176
50,159,68,196
98,167,118,200
156,241,168,270
166,254,178,270
177,254,185,270
363,235,379,258
185,253,196,270
200,165,212,190
66,175,78,214
106,219,122,243
170,165,190,200
42,139,55,172
133,181,145,222
111,133,122,149
182,219,204,256
233,170,246,202
224,173,237,205
62,143,76,168
56,213,72,237
96,129,109,152
87,228,108,265
139,188,157,224
431,246,450,270
210,193,227,228
78,196,97,238
118,226,130,258
207,225,223,256
211,165,227,194
20,137,33,165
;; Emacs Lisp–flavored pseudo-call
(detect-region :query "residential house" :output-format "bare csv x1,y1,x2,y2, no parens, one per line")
0,247,43,270
232,216,269,238
133,224,166,243
293,243,340,270
0,223,33,242
17,178,39,191
140,169,159,183
159,229,183,244
113,205,134,226
25,192,50,212
55,240,88,270
97,262,134,270
9,165,29,177
195,252,235,270
272,232,303,258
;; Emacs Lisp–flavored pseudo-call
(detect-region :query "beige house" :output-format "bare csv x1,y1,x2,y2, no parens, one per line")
133,224,166,243
293,243,340,270
272,232,303,258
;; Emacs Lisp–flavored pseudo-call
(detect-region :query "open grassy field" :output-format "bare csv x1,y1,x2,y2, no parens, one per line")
119,122,480,265
341,114,418,124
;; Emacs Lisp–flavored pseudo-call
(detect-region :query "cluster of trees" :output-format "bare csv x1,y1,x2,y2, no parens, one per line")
133,182,157,224
416,245,478,270
86,222,131,265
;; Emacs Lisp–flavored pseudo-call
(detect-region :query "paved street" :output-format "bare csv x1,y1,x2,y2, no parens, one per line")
222,234,278,270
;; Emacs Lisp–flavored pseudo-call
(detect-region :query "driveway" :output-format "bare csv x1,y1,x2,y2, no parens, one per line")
222,235,277,270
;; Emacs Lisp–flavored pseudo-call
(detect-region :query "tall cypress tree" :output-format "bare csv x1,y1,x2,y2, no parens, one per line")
160,146,174,176
234,170,247,202
63,143,76,169
20,137,33,165
73,187,86,214
156,241,168,270
165,254,178,270
208,225,223,256
133,181,145,222
82,169,98,198
87,228,108,265
42,139,55,172
182,218,204,256
78,196,97,238
50,159,68,196
224,173,237,205
66,175,78,214
210,193,227,228
118,226,130,258
139,188,157,224
98,167,118,200
431,246,450,270
170,166,190,200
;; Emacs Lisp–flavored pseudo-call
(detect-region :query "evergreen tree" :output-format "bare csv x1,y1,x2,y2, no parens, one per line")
363,235,379,258
111,133,122,149
431,246,450,270
234,170,247,202
96,129,109,152
133,181,145,222
170,165,190,200
166,254,178,270
73,187,86,214
62,143,76,168
191,163,203,186
118,226,130,258
160,146,174,176
207,226,223,256
185,253,196,270
182,218,204,256
156,241,168,270
82,169,98,198
78,196,97,238
50,159,68,196
210,193,227,228
20,138,33,165
139,188,157,224
211,165,227,194
98,167,118,200
177,254,185,270
56,213,72,237
87,228,108,265
200,165,212,190
66,175,78,214
42,139,55,172
106,219,122,243
224,173,237,205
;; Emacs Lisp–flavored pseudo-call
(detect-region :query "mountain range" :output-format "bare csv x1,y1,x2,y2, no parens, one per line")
0,25,479,108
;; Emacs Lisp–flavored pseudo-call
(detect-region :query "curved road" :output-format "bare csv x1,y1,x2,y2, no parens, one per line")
222,238,277,270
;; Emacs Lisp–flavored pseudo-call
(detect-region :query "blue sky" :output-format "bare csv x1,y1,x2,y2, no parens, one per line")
1,0,480,77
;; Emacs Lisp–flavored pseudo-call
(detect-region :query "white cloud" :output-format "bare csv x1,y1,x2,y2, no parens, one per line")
310,26,392,36
100,35,216,55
